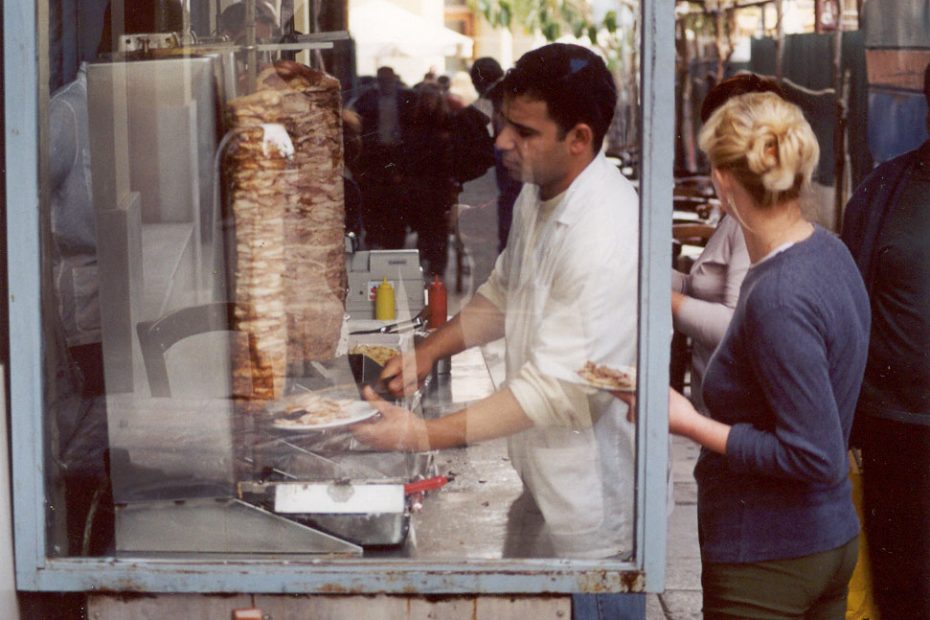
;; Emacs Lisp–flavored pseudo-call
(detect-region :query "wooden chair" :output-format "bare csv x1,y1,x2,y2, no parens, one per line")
673,222,716,244
136,302,237,397
673,223,716,272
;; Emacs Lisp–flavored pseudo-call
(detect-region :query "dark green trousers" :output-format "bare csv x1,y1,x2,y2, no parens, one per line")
701,536,859,620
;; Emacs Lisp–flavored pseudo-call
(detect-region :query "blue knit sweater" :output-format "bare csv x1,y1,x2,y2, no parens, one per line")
697,226,870,563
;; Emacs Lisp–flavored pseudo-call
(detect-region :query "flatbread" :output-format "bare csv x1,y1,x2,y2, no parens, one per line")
273,392,374,429
576,361,637,391
350,345,400,366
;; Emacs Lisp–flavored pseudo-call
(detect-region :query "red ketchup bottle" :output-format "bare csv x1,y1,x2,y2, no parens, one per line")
428,275,448,329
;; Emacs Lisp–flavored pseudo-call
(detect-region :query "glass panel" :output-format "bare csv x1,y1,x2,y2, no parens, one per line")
42,0,642,565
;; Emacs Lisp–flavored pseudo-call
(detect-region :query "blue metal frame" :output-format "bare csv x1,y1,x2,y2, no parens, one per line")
5,1,674,594
636,0,675,593
6,0,49,585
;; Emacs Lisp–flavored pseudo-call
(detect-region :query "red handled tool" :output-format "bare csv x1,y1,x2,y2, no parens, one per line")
404,475,448,495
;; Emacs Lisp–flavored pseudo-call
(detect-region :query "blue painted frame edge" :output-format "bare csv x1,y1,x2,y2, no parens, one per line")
6,0,51,590
636,0,674,594
6,0,673,594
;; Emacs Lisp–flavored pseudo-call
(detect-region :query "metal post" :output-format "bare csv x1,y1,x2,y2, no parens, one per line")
832,15,847,231
638,0,674,593
774,0,784,79
246,0,257,92
5,0,48,586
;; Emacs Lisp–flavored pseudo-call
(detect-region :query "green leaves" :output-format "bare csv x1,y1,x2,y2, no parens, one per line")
471,1,631,50
603,10,618,33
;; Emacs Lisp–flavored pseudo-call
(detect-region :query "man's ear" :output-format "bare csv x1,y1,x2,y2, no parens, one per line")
568,123,594,154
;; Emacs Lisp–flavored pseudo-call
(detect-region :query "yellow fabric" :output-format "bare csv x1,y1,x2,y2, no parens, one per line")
847,450,880,620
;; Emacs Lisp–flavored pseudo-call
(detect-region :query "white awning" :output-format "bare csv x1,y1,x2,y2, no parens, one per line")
350,0,474,59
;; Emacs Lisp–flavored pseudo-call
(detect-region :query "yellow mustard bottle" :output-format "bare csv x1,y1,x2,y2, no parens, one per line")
374,277,396,320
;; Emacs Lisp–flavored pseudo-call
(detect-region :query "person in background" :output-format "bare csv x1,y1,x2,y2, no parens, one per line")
468,57,522,251
672,74,783,413
446,63,497,207
405,83,457,278
341,108,364,238
353,43,644,619
663,92,869,618
55,0,187,396
352,66,416,249
840,61,930,619
53,0,187,556
469,57,503,128
437,74,465,112
416,69,438,89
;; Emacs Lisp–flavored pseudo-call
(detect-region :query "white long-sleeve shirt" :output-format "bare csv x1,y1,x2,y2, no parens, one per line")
476,153,639,558
672,215,749,412
49,64,101,347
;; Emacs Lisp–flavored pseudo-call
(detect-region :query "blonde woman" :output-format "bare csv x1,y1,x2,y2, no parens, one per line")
668,93,870,618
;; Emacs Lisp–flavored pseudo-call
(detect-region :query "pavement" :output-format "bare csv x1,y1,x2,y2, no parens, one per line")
445,171,704,620
649,436,703,619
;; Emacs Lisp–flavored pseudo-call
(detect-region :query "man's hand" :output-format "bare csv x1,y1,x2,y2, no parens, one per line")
611,390,636,422
380,348,435,397
350,386,430,452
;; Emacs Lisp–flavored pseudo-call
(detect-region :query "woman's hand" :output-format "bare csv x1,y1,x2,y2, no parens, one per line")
668,387,730,454
350,386,430,452
612,387,720,446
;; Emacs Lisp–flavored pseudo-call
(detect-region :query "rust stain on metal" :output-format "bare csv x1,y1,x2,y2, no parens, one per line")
317,583,351,594
620,571,645,592
90,591,158,602
575,570,644,593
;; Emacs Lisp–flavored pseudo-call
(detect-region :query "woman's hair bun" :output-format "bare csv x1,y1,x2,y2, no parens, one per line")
699,91,819,206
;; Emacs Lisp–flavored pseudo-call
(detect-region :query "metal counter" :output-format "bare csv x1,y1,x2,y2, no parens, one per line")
104,340,532,560
382,343,532,560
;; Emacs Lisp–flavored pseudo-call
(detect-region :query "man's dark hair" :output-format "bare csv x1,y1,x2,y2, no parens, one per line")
700,73,785,123
470,57,504,95
499,43,616,153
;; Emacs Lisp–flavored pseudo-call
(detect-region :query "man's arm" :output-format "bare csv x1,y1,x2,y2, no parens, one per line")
354,385,532,451
381,293,506,395
425,292,506,356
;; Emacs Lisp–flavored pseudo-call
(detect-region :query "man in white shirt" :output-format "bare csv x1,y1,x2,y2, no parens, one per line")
353,44,639,567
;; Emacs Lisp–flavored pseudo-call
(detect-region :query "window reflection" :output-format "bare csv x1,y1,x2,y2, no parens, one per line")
43,0,641,562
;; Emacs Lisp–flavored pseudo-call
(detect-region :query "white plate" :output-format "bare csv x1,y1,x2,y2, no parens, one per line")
271,400,378,431
576,365,637,392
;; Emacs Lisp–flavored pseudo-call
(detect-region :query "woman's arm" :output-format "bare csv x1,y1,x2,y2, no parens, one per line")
672,218,749,347
668,387,730,453
728,305,849,484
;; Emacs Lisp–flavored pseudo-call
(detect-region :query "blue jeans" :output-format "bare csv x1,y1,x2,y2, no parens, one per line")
572,593,646,620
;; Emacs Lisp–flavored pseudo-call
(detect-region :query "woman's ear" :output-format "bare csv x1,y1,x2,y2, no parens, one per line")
711,167,729,194
711,167,729,207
